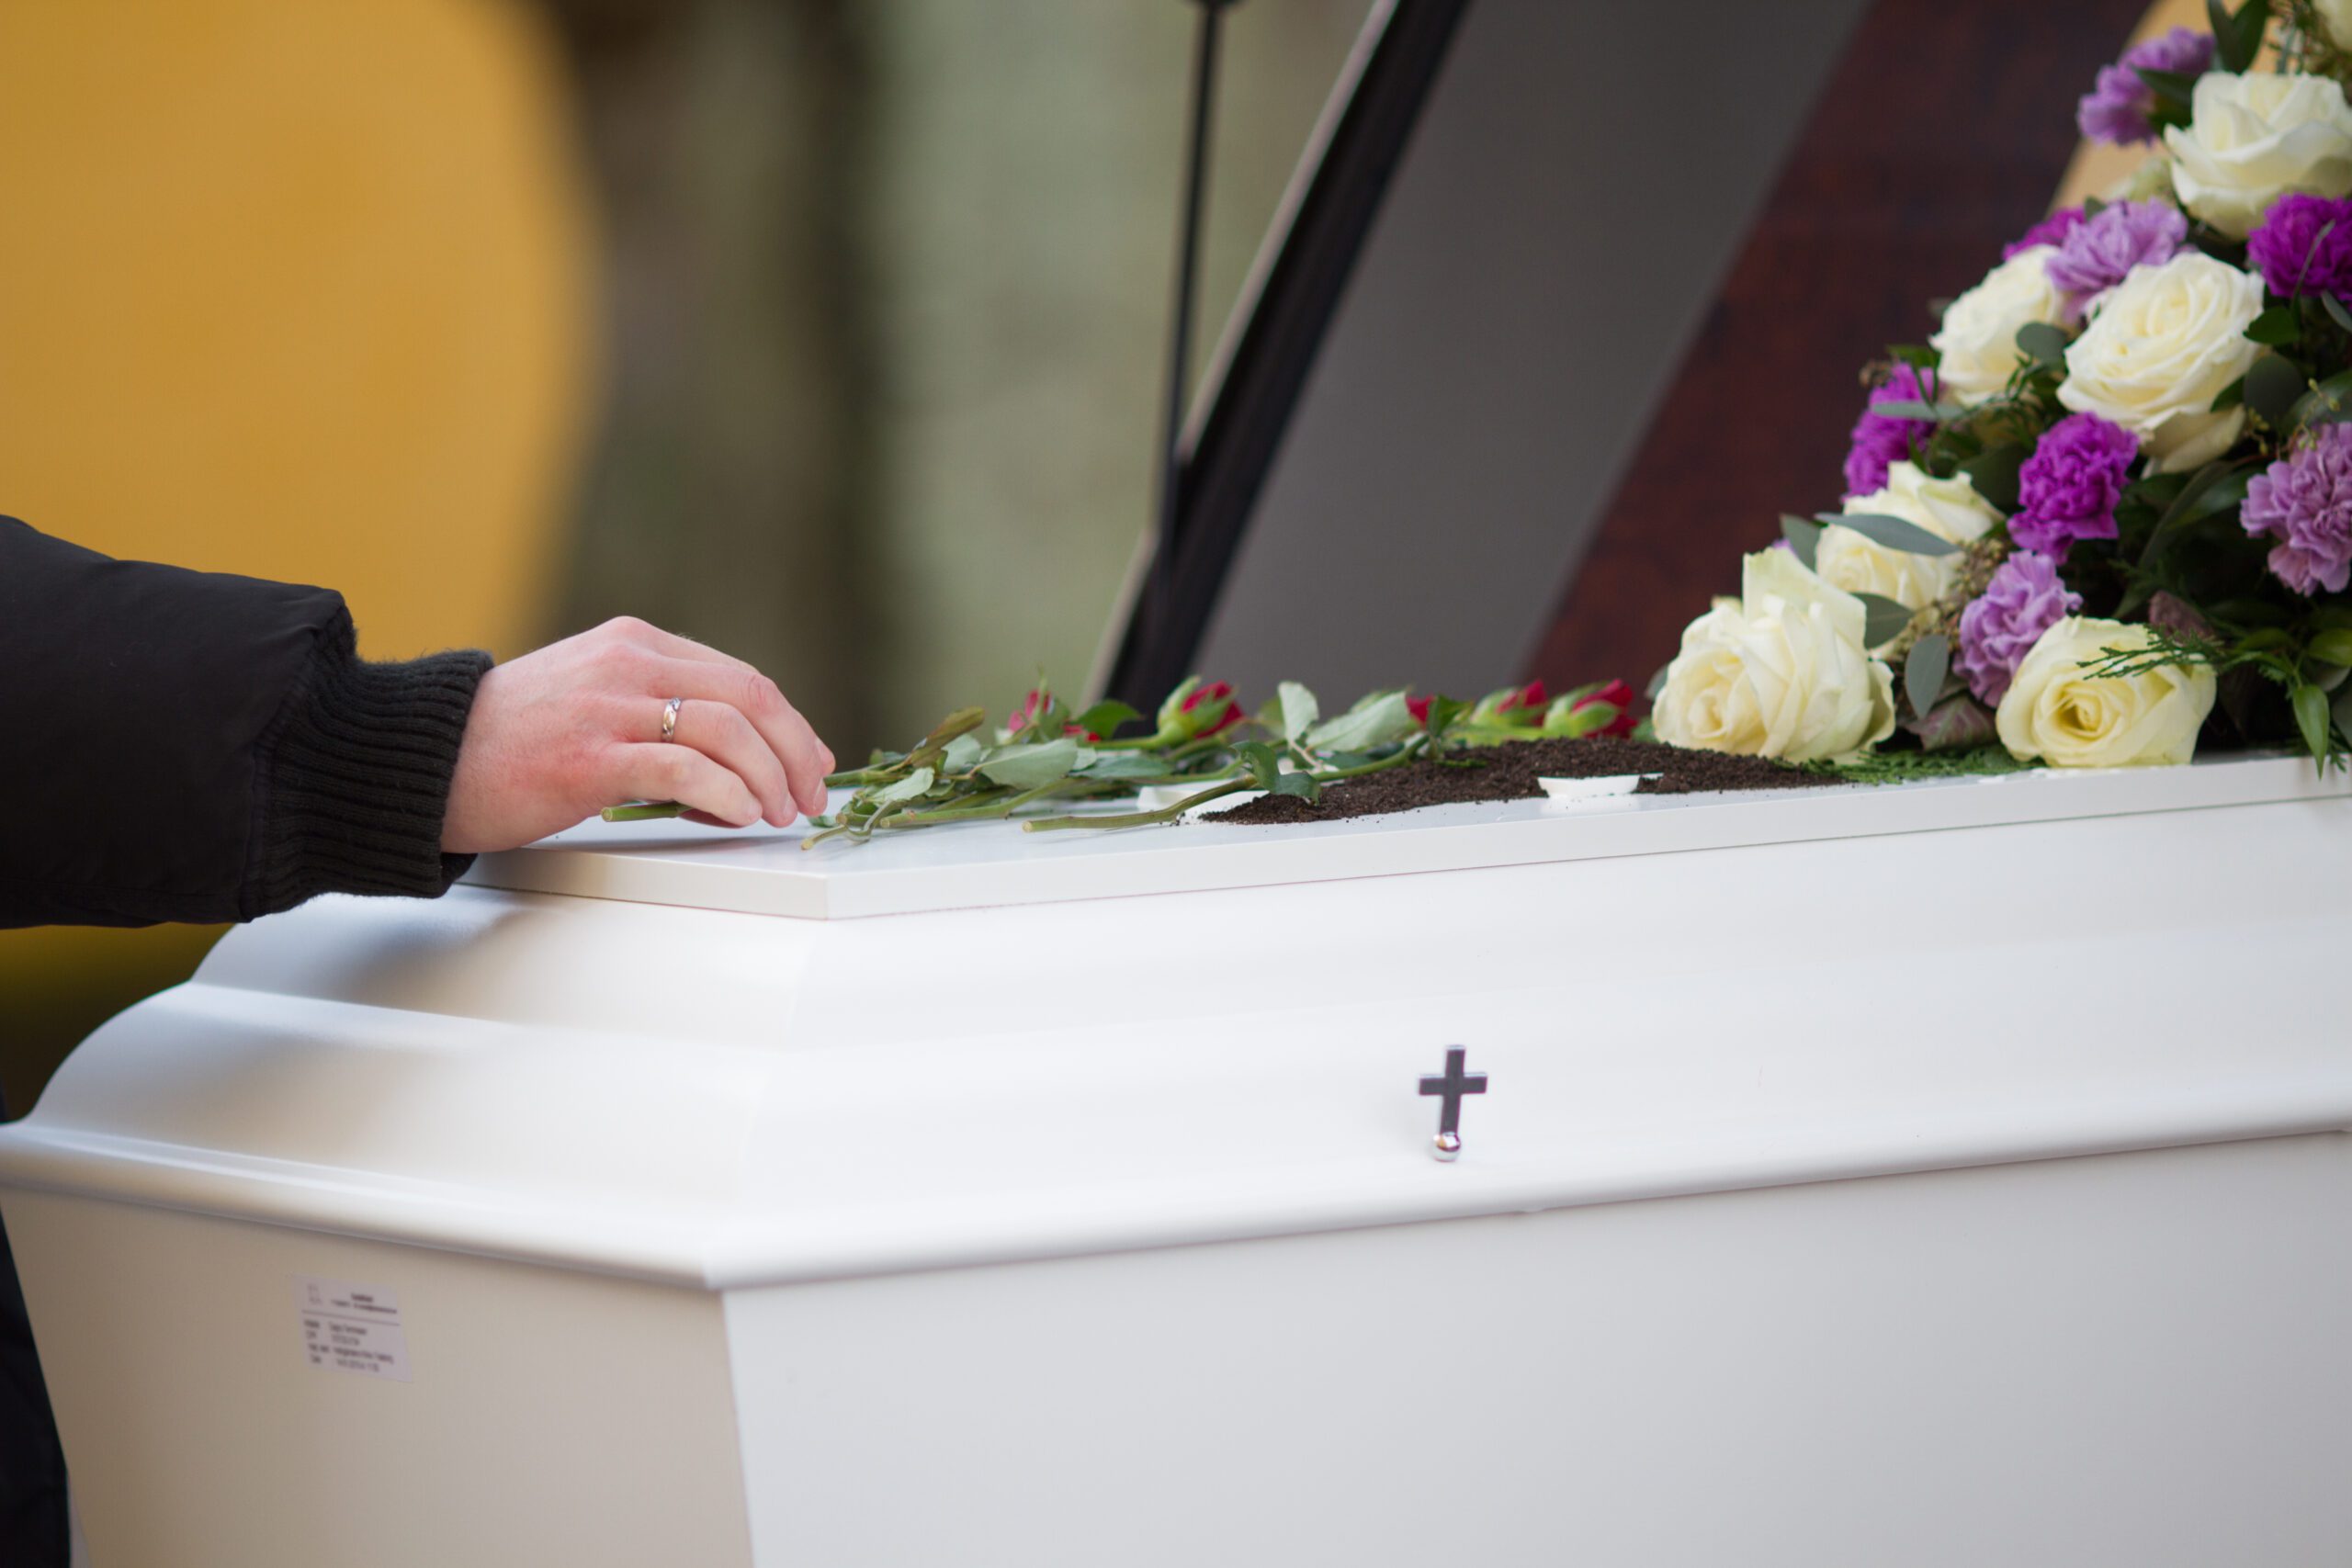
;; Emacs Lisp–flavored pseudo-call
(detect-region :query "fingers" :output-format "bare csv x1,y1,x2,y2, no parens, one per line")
606,744,762,829
667,697,799,828
647,658,833,818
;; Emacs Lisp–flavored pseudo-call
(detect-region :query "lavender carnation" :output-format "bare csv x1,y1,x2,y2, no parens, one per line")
2011,412,2140,555
2003,207,2086,260
2243,423,2352,594
2245,193,2352,299
1957,553,2085,706
2045,199,2188,313
2076,27,2215,147
1843,363,1935,499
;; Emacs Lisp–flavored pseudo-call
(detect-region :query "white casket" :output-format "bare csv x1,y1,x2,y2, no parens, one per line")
1,757,2348,1566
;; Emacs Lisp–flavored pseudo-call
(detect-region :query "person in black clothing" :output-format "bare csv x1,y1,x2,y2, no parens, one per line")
0,516,836,1564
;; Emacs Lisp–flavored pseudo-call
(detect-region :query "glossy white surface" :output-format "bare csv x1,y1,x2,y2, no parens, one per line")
465,752,2345,919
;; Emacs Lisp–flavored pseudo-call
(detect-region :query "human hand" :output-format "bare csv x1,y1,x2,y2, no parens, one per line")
441,617,836,853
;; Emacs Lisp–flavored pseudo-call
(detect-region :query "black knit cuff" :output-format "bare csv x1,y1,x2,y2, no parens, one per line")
245,611,493,919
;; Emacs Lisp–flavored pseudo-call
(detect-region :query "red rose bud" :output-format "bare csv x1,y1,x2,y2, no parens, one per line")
1180,680,1241,737
1498,680,1547,713
1571,678,1637,739
1008,689,1046,732
1407,694,1434,728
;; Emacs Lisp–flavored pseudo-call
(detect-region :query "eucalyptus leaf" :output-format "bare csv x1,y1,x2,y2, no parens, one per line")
1905,694,1997,752
1645,661,1673,701
978,739,1078,789
2310,628,2352,667
1816,512,1961,558
1862,399,1966,423
2214,0,2267,73
869,767,936,807
1959,443,2027,512
2292,682,2331,763
1306,689,1415,752
1277,681,1321,742
2245,354,2306,425
1905,635,1951,721
1853,592,1915,649
2210,374,2245,414
1781,513,1824,571
2325,294,2352,335
2290,367,2352,429
2015,320,2069,367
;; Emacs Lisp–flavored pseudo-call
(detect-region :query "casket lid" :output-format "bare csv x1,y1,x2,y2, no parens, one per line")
468,755,2335,920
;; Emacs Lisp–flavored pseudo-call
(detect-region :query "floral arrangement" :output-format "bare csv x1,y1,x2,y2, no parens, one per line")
606,675,1637,846
1651,0,2352,773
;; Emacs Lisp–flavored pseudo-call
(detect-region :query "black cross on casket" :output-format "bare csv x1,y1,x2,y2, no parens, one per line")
1419,1047,1487,1162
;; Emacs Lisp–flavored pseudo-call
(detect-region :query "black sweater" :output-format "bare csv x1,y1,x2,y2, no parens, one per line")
0,516,493,1564
0,516,492,928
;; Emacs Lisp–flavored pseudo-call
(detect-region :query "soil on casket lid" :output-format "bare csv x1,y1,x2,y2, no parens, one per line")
1211,735,1844,827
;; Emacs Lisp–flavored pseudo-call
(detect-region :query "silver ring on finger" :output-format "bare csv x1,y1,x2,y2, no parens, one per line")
661,696,685,744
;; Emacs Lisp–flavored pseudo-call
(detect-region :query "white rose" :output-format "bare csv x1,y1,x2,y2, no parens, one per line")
1820,462,2000,627
1929,246,2070,405
1652,547,1896,763
2056,251,2262,473
1995,617,2216,767
2165,71,2352,238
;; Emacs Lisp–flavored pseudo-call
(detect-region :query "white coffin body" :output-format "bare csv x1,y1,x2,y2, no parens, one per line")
2,757,2348,1566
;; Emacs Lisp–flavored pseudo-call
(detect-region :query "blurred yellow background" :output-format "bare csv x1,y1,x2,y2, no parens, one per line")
0,0,1365,1109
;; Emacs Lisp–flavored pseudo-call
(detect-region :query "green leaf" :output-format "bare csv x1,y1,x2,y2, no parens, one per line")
868,767,936,807
1781,514,1824,571
1274,682,1321,743
1071,699,1141,739
2311,628,2352,667
1905,694,1998,752
1231,740,1283,789
2292,682,2331,762
1905,635,1951,721
1853,592,1915,648
2015,321,2069,367
2206,0,2257,71
2210,374,2246,414
1645,661,1673,701
1306,690,1415,753
1817,512,1962,558
2324,294,2352,335
1960,443,2028,512
1419,694,1468,739
1863,399,1966,423
1271,772,1320,803
940,734,987,774
2245,305,2301,346
2141,463,2250,567
2245,354,2306,424
2134,66,2199,107
978,739,1078,789
2229,0,2269,73
1075,750,1169,780
2289,367,2352,430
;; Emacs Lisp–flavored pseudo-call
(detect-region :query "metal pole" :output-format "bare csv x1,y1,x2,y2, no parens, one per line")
1149,0,1235,655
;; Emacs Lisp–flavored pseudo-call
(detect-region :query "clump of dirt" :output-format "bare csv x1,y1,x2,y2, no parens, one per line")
1210,736,1839,826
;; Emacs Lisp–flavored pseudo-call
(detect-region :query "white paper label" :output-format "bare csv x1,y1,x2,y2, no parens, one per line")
294,1276,412,1382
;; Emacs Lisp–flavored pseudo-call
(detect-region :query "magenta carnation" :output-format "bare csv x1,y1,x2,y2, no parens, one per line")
2011,413,2140,555
2003,207,2086,260
2044,199,2188,313
1843,363,1936,499
2243,423,2352,595
2245,194,2352,300
1956,553,2085,706
2076,28,2215,147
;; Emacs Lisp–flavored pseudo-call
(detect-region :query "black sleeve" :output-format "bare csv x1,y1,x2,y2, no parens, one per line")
0,518,493,929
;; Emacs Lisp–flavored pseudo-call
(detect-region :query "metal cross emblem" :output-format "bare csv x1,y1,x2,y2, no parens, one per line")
1418,1046,1488,1162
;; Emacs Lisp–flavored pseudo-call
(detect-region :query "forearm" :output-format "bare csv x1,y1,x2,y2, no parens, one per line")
0,518,491,929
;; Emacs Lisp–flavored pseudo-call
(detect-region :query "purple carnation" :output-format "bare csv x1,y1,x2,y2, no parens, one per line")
2245,193,2352,300
2243,423,2352,595
2076,27,2215,147
2003,206,2086,260
2011,412,2141,555
2044,199,2188,314
1843,363,1936,499
1957,553,2085,706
